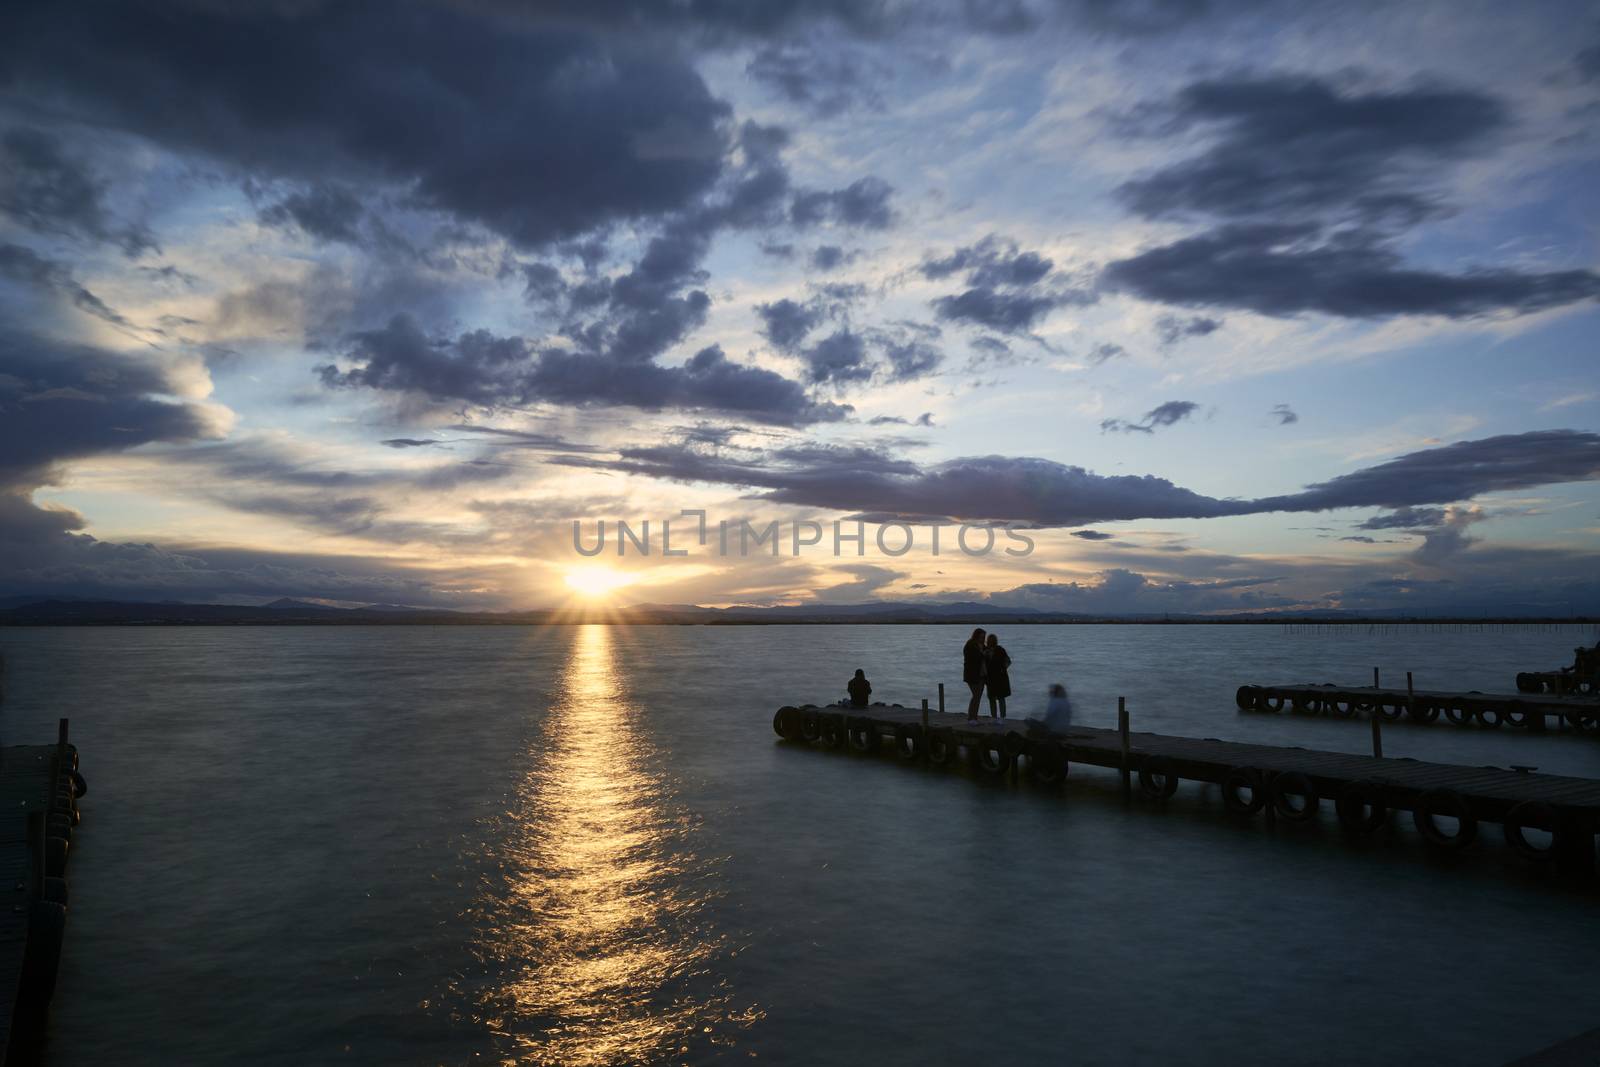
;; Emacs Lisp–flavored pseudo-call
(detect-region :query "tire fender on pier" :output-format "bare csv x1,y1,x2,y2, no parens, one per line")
1502,801,1558,862
820,714,847,749
970,738,1012,776
1335,780,1387,835
847,719,878,753
1412,789,1478,850
1234,686,1260,711
927,728,959,766
1269,771,1319,821
1138,757,1180,800
800,708,824,743
1221,768,1266,816
774,706,805,741
893,723,924,761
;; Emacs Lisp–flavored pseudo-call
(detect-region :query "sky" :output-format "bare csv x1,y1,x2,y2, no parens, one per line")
1,0,1598,615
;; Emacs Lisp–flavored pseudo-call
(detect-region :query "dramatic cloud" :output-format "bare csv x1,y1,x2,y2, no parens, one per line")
0,127,155,255
746,42,885,117
1088,342,1126,365
924,235,1095,333
1104,223,1600,319
1101,400,1199,434
801,329,872,384
1117,76,1508,225
319,316,849,425
1155,314,1222,345
790,177,895,229
1,1,734,248
259,185,367,245
559,430,1600,528
0,243,134,330
1071,529,1115,540
1270,403,1298,425
756,298,822,352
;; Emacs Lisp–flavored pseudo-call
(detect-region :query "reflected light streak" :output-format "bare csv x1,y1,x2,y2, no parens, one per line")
464,625,755,1064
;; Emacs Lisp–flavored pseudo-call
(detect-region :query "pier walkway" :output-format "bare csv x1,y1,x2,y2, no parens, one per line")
1235,682,1599,733
774,702,1599,873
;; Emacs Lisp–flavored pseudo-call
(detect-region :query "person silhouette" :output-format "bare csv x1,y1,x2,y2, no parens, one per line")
962,628,987,722
847,668,872,708
985,633,1011,719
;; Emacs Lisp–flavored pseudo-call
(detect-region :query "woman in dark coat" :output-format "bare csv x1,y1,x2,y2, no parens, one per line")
985,632,1012,719
962,628,987,722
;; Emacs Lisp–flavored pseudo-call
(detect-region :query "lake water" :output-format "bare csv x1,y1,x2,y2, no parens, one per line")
2,622,1598,1066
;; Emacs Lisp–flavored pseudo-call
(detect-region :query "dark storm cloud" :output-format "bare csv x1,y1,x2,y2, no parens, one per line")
1116,75,1508,224
1100,400,1199,434
1155,314,1222,345
746,42,885,117
933,289,1072,333
1270,403,1298,425
810,245,853,271
379,438,443,449
923,235,1095,334
790,177,895,229
0,326,218,488
1357,507,1447,530
0,0,732,248
756,297,823,351
802,329,872,384
0,243,133,329
1258,431,1600,513
0,127,156,256
318,316,849,425
1072,529,1114,540
1104,223,1600,319
259,185,367,245
1575,43,1600,82
558,430,1600,528
880,337,943,380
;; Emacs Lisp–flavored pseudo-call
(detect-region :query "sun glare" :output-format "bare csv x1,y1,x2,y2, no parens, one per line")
563,565,635,599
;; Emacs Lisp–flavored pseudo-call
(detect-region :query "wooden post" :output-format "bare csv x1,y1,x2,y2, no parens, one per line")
921,699,930,762
1371,709,1383,759
1118,697,1131,800
1373,666,1379,689
1406,671,1415,722
938,683,945,714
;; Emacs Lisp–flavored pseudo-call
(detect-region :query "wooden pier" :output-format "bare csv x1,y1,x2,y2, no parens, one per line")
774,703,1600,873
1235,682,1599,733
0,721,83,1065
1517,644,1598,696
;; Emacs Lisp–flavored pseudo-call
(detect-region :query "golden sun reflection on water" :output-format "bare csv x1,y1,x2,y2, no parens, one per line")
465,625,754,1064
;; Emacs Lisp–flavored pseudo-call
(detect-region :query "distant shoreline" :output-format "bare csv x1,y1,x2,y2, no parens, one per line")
0,600,1594,629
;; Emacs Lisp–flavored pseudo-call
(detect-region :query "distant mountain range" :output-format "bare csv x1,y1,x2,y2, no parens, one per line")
0,597,1590,626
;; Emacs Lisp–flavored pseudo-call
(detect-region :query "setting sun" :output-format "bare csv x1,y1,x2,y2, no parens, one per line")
563,565,635,599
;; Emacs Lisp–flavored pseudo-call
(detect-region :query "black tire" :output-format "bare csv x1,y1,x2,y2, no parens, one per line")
927,728,959,766
801,708,824,743
1409,700,1439,724
1221,768,1265,816
1269,771,1319,822
1443,704,1469,726
1330,699,1357,719
893,723,924,761
970,739,1012,776
1291,694,1316,716
1504,709,1532,729
1138,758,1180,800
1336,780,1387,835
774,706,800,739
1502,801,1558,862
820,714,847,749
1262,693,1285,713
847,719,878,753
1574,714,1600,735
1377,702,1404,722
1477,708,1504,729
1235,686,1260,711
1003,730,1029,758
1412,789,1478,850
1029,741,1067,784
70,770,87,799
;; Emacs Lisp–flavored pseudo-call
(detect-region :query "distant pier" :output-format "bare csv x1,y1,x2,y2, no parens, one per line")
775,703,1599,876
1236,682,1599,733
0,720,84,1063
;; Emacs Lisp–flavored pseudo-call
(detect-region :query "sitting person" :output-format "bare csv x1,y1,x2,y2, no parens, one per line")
847,669,872,708
1027,683,1074,734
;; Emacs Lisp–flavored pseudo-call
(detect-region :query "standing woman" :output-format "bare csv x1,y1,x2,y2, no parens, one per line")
985,633,1012,719
962,628,988,722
